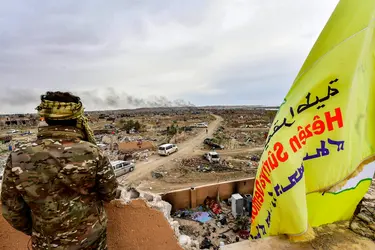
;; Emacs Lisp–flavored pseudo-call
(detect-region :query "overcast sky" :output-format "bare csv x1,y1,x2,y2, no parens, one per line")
0,0,339,114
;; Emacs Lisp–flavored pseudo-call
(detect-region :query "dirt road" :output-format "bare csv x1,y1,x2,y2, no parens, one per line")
120,114,224,185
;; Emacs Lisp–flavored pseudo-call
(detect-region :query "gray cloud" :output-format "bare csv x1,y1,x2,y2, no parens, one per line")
0,0,339,113
0,87,194,114
79,88,194,109
0,88,40,107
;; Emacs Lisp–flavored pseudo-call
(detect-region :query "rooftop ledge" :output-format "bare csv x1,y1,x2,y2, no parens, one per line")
222,222,375,250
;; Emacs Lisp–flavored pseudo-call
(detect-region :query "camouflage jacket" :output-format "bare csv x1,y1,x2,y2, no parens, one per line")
1,126,118,250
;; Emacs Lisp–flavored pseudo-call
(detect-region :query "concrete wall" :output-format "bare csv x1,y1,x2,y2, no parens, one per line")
161,178,255,211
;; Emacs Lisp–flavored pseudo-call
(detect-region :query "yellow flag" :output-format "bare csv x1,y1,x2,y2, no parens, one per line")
250,0,375,239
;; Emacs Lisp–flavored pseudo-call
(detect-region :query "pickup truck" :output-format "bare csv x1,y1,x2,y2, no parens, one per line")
203,138,224,150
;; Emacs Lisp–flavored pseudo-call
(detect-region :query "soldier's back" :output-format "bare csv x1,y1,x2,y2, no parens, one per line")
9,127,108,249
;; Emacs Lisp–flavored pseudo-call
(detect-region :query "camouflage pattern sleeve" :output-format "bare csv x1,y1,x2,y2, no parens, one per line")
95,152,118,202
1,154,32,235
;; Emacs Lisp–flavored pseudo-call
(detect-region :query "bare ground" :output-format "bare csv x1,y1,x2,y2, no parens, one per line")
119,114,224,187
118,114,266,193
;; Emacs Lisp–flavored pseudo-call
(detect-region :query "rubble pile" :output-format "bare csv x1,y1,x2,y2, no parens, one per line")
151,171,166,179
218,134,262,149
180,157,237,173
101,135,113,144
233,153,260,161
173,197,251,249
239,122,269,128
0,186,196,250
0,153,8,179
243,131,267,146
101,148,156,162
95,132,160,145
117,150,155,161
170,130,198,144
0,143,9,152
130,149,154,161
150,157,256,183
118,136,158,143
219,113,270,129
112,187,200,250
102,149,120,161
350,179,375,240
212,130,266,150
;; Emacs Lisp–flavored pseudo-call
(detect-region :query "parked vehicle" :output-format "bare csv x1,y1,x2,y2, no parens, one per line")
204,151,220,163
110,160,135,177
0,135,12,143
158,143,178,156
195,122,208,128
21,131,33,136
97,143,107,149
203,138,224,150
7,129,19,134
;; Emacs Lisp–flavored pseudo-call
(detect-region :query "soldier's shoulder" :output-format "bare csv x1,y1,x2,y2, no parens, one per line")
71,140,101,153
9,140,42,164
12,139,100,157
12,139,41,154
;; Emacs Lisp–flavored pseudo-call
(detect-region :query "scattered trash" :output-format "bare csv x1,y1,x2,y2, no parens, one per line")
200,237,212,249
238,230,250,240
178,235,191,246
197,165,212,172
219,234,227,239
173,196,251,248
151,171,164,179
219,241,225,248
174,210,192,219
204,197,222,214
219,214,227,225
192,212,211,223
234,216,250,232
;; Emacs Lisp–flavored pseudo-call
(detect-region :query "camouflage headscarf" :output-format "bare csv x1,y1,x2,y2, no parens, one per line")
35,99,96,144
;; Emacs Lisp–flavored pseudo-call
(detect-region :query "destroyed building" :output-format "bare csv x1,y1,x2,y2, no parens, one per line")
0,115,38,128
118,141,155,153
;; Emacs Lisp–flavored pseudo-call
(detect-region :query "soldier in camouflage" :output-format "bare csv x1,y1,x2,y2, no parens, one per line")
1,92,119,250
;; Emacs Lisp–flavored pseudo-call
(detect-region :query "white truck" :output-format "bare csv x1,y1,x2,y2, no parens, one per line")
204,151,220,163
